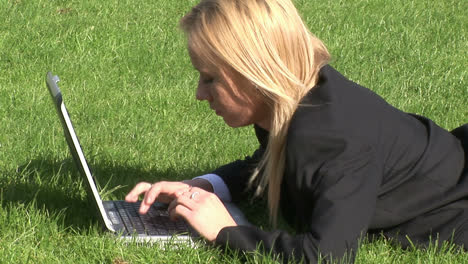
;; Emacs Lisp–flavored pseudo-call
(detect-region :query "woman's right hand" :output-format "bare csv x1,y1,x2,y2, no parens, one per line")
125,179,214,214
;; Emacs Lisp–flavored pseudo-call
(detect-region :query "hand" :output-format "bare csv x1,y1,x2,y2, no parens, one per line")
125,181,191,214
168,187,237,242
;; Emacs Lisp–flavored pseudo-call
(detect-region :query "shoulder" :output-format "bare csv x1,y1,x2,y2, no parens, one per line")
285,65,382,183
286,121,374,168
288,65,406,147
284,120,378,199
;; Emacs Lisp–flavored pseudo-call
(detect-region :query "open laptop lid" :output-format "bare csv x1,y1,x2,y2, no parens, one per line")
46,72,115,231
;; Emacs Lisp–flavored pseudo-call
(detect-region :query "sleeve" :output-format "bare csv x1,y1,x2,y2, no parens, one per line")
215,130,382,263
193,174,232,202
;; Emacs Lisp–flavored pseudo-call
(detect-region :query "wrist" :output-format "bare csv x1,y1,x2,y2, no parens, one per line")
183,178,214,193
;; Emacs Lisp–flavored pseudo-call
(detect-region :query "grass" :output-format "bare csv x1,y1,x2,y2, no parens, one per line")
0,0,467,263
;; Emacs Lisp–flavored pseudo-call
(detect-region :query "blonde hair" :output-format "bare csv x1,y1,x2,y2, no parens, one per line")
180,0,330,226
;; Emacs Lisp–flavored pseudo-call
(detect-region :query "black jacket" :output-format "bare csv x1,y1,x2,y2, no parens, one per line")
213,65,467,263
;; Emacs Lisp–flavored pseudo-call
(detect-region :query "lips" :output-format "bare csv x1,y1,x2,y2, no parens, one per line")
209,104,222,116
211,106,220,115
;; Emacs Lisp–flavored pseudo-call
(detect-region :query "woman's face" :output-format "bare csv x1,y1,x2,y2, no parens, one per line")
188,47,271,129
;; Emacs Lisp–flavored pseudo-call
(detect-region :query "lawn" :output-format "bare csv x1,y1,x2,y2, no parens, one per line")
0,0,467,263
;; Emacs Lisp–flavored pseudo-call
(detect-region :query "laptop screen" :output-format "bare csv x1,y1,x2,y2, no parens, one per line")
46,72,115,231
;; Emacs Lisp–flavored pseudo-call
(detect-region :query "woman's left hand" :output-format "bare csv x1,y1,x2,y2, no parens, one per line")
168,187,237,242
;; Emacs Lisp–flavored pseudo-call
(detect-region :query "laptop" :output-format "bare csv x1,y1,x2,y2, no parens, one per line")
45,72,198,244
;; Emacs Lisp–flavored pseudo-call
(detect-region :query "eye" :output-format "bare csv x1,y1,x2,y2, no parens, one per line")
202,77,214,84
199,73,214,84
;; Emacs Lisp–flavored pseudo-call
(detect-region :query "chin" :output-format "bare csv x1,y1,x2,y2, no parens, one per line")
226,123,243,128
223,117,249,128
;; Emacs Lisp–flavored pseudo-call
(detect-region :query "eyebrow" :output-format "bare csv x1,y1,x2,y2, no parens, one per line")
190,61,208,73
192,63,217,76
198,70,214,76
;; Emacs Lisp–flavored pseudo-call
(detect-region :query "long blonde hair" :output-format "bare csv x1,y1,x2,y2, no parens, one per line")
180,0,330,226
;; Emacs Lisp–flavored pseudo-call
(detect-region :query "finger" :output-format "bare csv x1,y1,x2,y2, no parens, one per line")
144,183,162,205
168,199,181,221
140,181,189,214
167,194,196,213
169,203,193,222
174,186,192,198
176,194,198,209
181,187,206,201
140,183,164,214
144,181,191,204
125,182,152,202
168,198,178,214
188,186,203,193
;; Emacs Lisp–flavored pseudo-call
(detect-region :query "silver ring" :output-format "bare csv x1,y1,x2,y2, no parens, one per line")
190,191,200,200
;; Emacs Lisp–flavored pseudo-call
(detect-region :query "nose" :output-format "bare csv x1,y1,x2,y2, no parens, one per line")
196,82,212,102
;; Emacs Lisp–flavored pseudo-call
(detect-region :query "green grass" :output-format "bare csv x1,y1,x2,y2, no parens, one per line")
0,0,467,263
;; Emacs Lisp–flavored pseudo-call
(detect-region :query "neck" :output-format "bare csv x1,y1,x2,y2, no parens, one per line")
256,118,271,131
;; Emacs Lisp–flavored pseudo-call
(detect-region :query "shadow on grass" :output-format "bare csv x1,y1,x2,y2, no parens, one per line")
1,156,214,232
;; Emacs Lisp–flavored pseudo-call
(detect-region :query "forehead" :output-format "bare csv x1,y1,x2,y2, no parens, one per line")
187,41,224,74
187,46,204,69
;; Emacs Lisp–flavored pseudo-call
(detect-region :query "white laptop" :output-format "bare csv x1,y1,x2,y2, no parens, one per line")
45,72,198,244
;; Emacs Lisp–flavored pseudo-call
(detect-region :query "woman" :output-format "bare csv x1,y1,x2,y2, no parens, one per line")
125,0,468,262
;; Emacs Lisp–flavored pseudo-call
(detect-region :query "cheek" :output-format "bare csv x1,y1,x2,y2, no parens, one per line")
212,86,232,105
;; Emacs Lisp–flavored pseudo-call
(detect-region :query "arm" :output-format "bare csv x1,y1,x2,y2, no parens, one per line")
125,143,264,215
215,131,381,263
192,174,232,202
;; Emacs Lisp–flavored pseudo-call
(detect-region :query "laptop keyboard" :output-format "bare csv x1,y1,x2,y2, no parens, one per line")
107,200,192,236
